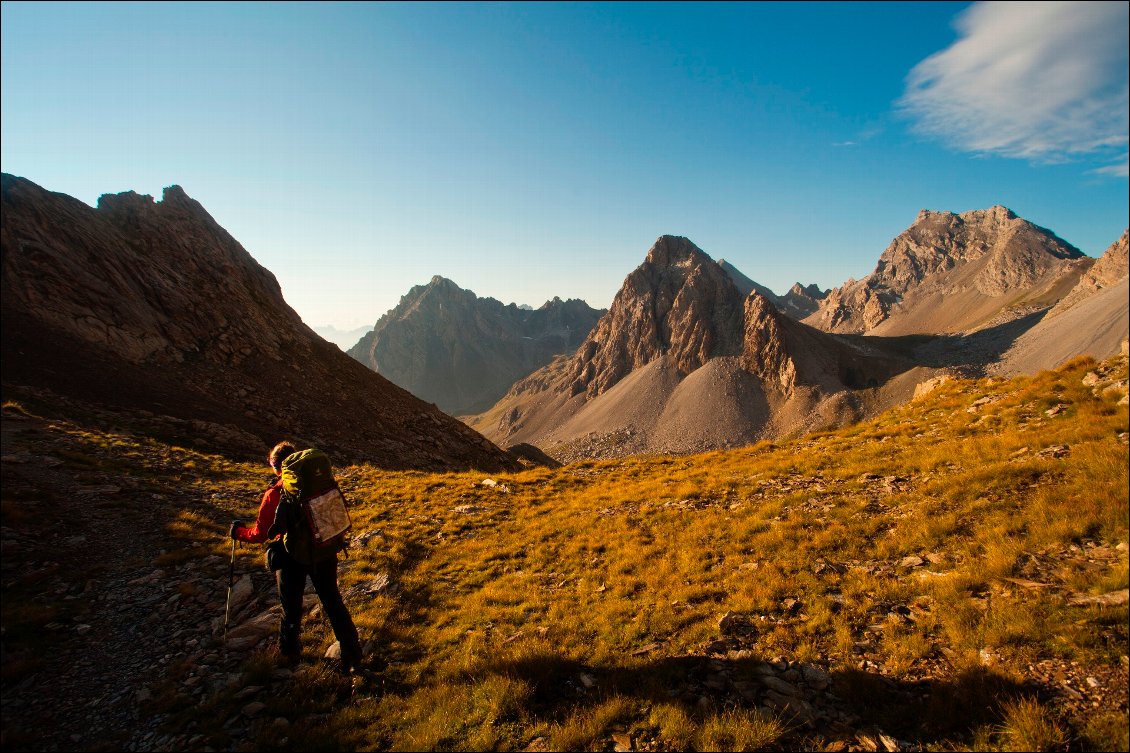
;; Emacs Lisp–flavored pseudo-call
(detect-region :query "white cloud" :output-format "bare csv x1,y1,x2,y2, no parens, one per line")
1092,156,1129,178
900,1,1128,167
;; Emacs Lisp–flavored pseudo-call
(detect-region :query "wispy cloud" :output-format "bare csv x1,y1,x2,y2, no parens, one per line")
900,1,1128,169
1092,157,1129,178
832,125,884,148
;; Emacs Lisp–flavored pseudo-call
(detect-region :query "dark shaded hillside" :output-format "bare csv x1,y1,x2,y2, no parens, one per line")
0,174,517,471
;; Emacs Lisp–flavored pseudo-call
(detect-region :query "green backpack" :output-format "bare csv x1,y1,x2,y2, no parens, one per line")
277,448,351,566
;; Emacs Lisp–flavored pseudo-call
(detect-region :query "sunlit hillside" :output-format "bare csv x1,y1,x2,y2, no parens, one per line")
2,354,1127,752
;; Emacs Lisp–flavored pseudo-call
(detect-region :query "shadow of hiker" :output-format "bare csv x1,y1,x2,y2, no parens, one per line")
462,650,1037,747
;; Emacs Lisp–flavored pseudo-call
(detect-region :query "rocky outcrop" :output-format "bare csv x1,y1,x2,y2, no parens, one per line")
348,276,603,415
0,173,517,471
804,206,1090,335
1048,229,1129,317
741,293,797,391
991,229,1130,377
567,237,746,397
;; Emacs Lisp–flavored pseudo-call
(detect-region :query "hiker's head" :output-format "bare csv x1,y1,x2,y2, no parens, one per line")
269,441,297,474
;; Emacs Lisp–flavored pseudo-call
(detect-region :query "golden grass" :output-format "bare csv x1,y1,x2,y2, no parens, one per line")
3,354,1125,751
997,697,1069,752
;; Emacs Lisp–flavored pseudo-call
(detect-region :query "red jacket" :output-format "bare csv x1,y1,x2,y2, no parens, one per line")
235,480,283,544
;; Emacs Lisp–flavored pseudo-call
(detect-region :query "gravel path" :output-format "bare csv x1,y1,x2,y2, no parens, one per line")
1,410,276,751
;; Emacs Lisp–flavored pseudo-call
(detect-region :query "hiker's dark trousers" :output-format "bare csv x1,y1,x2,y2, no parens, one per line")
268,544,362,667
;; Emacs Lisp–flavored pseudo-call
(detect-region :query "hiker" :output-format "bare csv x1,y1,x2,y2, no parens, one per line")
229,441,363,674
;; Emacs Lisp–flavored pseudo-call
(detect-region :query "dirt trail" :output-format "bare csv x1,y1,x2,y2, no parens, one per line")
1,411,273,751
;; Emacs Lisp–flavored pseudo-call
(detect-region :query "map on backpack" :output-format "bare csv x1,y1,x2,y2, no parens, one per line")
305,487,350,546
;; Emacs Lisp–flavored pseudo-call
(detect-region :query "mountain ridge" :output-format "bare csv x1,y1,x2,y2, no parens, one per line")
803,205,1090,336
0,173,517,471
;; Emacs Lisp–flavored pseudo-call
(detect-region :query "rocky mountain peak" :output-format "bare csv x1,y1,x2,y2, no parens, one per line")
779,282,828,319
644,234,713,268
804,206,1087,335
161,184,193,206
427,274,462,290
565,236,745,396
348,277,604,415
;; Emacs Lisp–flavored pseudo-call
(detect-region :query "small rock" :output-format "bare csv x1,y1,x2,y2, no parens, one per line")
718,611,755,636
242,701,266,718
612,732,634,752
234,685,263,700
760,675,800,697
899,555,924,568
801,665,831,691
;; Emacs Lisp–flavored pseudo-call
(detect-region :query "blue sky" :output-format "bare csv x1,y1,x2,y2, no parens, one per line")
2,1,1127,330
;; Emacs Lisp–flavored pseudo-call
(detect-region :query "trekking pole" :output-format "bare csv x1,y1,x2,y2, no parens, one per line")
223,536,236,644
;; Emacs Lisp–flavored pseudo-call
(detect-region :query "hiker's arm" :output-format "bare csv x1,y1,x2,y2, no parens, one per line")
234,484,281,544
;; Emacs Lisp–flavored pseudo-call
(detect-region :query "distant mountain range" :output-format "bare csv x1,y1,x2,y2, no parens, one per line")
347,277,605,415
0,174,517,471
3,173,1125,466
312,323,373,351
466,212,1127,460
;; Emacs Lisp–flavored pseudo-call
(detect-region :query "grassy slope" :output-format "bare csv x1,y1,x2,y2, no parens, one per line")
3,354,1127,751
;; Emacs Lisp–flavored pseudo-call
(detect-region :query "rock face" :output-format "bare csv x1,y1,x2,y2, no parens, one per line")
991,229,1129,377
0,174,517,471
468,236,926,460
347,277,603,415
1047,229,1129,317
567,237,746,398
804,206,1090,335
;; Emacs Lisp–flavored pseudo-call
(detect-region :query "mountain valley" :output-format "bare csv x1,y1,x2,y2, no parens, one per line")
0,174,1126,753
